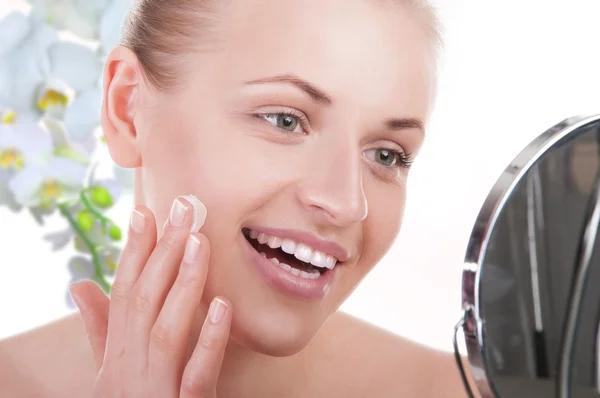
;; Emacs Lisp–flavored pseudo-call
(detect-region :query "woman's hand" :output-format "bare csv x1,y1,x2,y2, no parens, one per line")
70,197,232,397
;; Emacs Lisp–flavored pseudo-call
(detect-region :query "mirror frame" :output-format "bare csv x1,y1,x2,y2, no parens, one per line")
456,113,600,398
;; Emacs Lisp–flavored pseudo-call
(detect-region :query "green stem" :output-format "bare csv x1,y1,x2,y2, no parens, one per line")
80,188,110,232
58,202,111,294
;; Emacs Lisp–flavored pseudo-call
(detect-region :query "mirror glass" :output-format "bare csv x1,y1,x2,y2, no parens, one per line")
461,115,600,397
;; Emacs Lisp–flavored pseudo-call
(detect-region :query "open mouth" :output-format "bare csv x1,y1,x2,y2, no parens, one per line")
242,228,338,279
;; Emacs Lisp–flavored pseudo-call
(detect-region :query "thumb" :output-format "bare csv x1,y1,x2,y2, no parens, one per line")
70,280,110,372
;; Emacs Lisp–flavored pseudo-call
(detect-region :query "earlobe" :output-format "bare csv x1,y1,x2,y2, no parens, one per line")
101,46,143,168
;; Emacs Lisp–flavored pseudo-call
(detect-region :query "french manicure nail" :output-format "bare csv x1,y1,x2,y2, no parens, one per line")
169,197,189,227
130,208,146,233
180,194,207,233
183,235,201,264
208,298,227,324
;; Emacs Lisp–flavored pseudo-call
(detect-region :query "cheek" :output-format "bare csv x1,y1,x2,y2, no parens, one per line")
361,183,406,270
139,114,299,232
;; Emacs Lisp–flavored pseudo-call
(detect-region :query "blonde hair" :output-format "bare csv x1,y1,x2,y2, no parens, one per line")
121,0,443,91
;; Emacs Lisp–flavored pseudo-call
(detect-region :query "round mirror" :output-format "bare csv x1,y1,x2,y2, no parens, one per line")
457,114,600,398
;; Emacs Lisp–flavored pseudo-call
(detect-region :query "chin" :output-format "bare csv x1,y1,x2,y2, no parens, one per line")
228,306,323,357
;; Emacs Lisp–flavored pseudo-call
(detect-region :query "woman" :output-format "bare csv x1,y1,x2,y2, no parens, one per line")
0,0,472,396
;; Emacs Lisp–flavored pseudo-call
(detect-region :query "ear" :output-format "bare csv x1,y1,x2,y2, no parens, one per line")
101,46,145,168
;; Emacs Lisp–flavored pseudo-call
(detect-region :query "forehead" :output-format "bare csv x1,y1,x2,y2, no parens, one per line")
198,0,434,118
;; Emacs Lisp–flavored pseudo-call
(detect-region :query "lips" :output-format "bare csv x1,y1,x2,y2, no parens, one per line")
245,228,339,271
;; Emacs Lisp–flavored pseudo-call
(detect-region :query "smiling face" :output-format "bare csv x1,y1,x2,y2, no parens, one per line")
103,0,435,356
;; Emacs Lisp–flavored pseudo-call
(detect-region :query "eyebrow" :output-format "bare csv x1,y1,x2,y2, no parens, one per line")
244,73,425,135
243,74,332,105
386,117,425,135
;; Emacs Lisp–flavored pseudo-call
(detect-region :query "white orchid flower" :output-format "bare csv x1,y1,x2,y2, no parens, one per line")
26,0,113,41
0,122,52,209
0,122,53,172
8,155,87,209
0,12,103,140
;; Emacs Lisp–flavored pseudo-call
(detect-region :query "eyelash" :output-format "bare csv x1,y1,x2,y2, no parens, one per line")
255,110,310,134
389,150,414,169
255,110,414,171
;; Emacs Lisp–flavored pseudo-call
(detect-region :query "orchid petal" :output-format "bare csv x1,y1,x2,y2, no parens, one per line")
43,227,74,251
0,123,53,166
46,156,88,187
72,0,112,25
0,53,44,114
0,168,22,211
29,203,56,225
28,0,98,40
0,12,31,57
99,0,133,54
0,22,58,112
68,255,95,280
63,88,102,143
48,42,103,92
8,164,45,207
0,123,53,164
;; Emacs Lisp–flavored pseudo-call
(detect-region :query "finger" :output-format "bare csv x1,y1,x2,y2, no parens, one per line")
104,205,157,362
123,196,199,388
148,233,210,397
180,297,232,398
70,280,110,371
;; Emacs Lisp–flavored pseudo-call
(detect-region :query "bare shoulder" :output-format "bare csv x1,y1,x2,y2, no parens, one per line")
0,313,96,397
312,311,469,398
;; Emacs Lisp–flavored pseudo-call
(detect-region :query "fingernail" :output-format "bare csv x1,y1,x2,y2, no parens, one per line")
183,235,201,264
169,197,190,227
130,208,146,233
208,298,227,324
180,194,207,233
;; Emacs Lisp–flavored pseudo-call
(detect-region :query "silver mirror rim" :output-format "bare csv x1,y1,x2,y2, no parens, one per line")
459,113,600,398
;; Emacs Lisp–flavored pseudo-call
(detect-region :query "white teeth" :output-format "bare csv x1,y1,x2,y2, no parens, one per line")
279,262,292,272
325,255,336,270
261,255,320,280
281,239,297,254
299,269,320,279
260,252,267,258
294,243,313,263
310,251,327,267
247,229,340,270
267,236,283,249
257,233,268,244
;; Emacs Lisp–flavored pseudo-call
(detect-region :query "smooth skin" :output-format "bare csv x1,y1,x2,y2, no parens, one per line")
0,0,480,396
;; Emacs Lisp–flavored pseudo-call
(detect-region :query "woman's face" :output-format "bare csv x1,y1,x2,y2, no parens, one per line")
107,0,434,356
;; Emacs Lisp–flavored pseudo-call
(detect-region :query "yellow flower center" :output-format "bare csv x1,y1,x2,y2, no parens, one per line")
37,89,69,111
1,110,17,124
107,261,118,272
38,178,64,209
0,147,24,169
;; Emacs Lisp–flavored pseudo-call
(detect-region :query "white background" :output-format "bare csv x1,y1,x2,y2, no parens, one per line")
1,0,599,353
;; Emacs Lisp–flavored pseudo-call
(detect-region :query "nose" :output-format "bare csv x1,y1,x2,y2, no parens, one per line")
296,139,368,228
